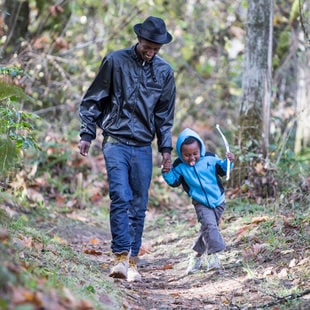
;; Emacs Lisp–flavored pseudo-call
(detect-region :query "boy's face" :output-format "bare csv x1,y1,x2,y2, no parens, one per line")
181,140,200,166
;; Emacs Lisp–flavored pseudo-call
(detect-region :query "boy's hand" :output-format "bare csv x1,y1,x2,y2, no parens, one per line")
226,152,235,163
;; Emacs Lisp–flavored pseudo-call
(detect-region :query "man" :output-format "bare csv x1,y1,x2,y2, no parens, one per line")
78,16,175,282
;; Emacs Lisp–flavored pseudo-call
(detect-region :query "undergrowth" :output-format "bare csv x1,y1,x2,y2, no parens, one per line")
0,201,122,309
0,115,309,309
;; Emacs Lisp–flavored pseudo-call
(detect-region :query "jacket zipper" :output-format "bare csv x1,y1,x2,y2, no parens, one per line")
194,166,211,208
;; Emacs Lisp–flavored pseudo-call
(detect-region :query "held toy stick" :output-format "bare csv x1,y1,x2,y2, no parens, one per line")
216,124,230,181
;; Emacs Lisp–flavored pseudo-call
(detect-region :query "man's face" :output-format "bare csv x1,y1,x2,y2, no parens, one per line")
136,38,162,62
181,140,201,166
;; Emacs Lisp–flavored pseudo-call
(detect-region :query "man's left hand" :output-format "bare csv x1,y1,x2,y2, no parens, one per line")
161,152,172,173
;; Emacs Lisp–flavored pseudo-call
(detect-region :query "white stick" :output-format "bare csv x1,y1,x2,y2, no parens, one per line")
216,124,230,181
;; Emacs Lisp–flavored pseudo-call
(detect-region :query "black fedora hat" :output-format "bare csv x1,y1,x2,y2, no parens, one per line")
134,16,173,44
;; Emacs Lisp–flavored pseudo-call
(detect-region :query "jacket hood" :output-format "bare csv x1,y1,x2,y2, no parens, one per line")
176,128,206,162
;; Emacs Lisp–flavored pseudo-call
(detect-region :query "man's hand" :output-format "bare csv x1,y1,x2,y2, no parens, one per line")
79,140,91,157
161,152,172,173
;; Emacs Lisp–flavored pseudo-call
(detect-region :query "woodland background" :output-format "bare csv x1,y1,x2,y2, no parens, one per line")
0,0,309,309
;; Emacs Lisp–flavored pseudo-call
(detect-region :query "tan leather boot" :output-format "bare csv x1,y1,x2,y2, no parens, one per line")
127,256,142,282
109,252,129,279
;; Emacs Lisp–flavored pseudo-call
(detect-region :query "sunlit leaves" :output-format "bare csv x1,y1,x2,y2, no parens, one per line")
0,139,18,173
0,79,40,176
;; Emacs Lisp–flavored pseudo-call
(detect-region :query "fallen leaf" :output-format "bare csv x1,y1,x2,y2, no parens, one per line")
76,298,95,310
90,238,100,245
252,243,266,256
14,236,33,248
152,264,173,271
26,188,44,203
280,249,294,255
289,258,296,268
236,225,251,236
11,287,43,306
297,257,309,266
55,195,66,205
84,249,102,256
52,235,68,245
251,216,269,225
277,268,288,278
235,225,251,242
61,287,76,308
139,244,152,255
263,266,274,276
66,199,78,208
0,228,9,242
90,192,102,202
66,213,88,222
254,162,266,175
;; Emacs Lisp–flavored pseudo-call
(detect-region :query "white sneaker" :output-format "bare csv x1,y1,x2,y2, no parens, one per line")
186,254,202,275
205,253,221,271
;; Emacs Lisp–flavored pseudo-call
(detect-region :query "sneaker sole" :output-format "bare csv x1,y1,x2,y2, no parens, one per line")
205,265,221,272
186,268,201,275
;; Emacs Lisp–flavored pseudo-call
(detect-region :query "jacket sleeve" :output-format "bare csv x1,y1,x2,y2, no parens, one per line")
154,69,176,153
79,56,113,141
162,158,183,187
162,169,182,187
216,158,234,176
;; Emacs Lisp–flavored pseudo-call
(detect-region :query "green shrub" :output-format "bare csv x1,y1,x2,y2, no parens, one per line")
0,73,40,176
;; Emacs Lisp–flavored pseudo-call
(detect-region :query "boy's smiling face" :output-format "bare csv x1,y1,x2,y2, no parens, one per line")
181,140,200,166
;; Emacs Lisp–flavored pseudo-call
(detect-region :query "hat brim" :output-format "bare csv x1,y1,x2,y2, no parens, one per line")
134,24,173,44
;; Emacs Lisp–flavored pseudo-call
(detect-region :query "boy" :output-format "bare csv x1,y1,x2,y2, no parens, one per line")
162,128,235,274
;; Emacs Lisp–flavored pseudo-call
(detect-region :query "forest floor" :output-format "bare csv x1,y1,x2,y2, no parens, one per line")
49,199,310,310
1,150,309,309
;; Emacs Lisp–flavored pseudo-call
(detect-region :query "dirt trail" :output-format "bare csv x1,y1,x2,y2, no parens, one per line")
55,205,310,310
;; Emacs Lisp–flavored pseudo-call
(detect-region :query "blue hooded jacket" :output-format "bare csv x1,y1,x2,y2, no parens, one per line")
162,128,233,208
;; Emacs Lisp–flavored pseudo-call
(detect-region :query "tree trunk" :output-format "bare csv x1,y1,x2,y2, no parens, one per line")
294,48,310,154
2,0,30,59
236,0,275,197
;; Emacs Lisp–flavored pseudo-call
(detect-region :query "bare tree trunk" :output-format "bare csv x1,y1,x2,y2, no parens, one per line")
294,48,310,154
236,0,275,197
2,0,30,59
239,0,273,154
262,4,273,159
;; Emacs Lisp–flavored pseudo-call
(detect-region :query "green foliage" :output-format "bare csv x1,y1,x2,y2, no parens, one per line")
0,203,123,309
0,207,12,227
0,66,30,78
0,79,40,175
274,148,309,209
273,26,291,68
228,198,267,215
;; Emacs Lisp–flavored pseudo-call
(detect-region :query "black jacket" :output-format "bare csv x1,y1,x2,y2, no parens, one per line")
79,44,176,153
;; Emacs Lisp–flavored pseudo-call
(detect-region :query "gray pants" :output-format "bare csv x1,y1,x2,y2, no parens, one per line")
192,202,226,255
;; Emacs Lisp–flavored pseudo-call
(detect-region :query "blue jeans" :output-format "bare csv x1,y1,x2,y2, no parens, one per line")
103,142,152,256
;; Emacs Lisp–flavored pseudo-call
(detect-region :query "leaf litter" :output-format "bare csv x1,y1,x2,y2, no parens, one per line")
47,203,310,309
1,194,309,309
